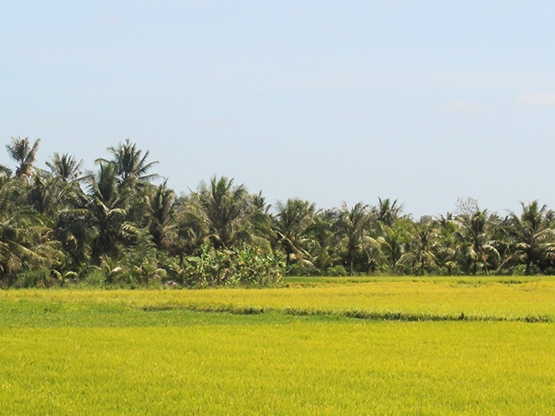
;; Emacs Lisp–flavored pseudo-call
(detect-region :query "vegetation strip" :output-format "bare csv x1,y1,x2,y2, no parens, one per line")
3,277,554,324
140,303,553,323
3,137,555,290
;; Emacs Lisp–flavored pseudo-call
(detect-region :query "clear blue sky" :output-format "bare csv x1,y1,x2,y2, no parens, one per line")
2,1,555,217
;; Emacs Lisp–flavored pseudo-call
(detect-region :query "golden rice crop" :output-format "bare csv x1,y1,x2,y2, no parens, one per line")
1,277,554,414
2,276,554,321
1,321,554,415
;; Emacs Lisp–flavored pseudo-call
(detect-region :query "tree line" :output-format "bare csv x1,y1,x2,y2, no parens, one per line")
1,136,554,288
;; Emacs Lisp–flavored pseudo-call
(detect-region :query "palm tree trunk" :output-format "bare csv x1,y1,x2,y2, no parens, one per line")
286,252,291,274
481,255,489,276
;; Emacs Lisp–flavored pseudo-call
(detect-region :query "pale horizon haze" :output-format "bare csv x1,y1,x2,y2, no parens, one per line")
2,1,555,217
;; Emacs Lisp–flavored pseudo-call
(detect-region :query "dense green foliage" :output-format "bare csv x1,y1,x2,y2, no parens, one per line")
2,136,555,287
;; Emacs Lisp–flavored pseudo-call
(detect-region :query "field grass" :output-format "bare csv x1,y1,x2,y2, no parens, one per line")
1,276,554,414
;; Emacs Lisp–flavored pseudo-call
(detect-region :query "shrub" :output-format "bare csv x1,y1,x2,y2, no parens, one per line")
182,245,284,287
82,268,106,287
324,265,347,277
13,269,51,288
287,263,319,277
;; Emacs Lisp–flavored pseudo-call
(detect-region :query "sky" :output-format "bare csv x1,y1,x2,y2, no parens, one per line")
1,0,555,217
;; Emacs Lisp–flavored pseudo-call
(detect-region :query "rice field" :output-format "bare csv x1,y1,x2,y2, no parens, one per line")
1,276,554,414
2,275,554,322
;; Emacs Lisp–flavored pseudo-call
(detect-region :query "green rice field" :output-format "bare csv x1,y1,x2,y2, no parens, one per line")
1,276,554,414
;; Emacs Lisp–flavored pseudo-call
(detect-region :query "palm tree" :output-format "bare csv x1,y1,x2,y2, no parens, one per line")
435,213,459,275
27,171,74,217
454,208,499,275
273,198,316,271
0,172,27,215
54,206,94,270
197,176,250,249
46,153,83,182
174,195,209,257
374,198,403,228
335,202,379,276
503,201,555,275
247,191,274,251
98,139,159,185
0,165,11,177
147,180,176,251
377,217,412,274
0,209,61,286
398,217,439,275
302,209,339,273
84,162,133,262
6,137,40,179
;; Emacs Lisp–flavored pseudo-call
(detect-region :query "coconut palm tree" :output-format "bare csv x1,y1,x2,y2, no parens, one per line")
174,194,209,257
197,176,250,249
46,153,84,182
54,204,94,270
374,197,404,228
434,213,459,275
0,208,61,286
147,180,176,251
398,217,439,275
98,139,159,185
0,171,27,215
0,165,11,178
377,217,412,274
304,208,340,273
454,208,499,275
246,191,274,251
335,202,380,276
6,137,41,179
273,198,316,271
27,171,71,217
84,162,135,262
503,201,555,275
